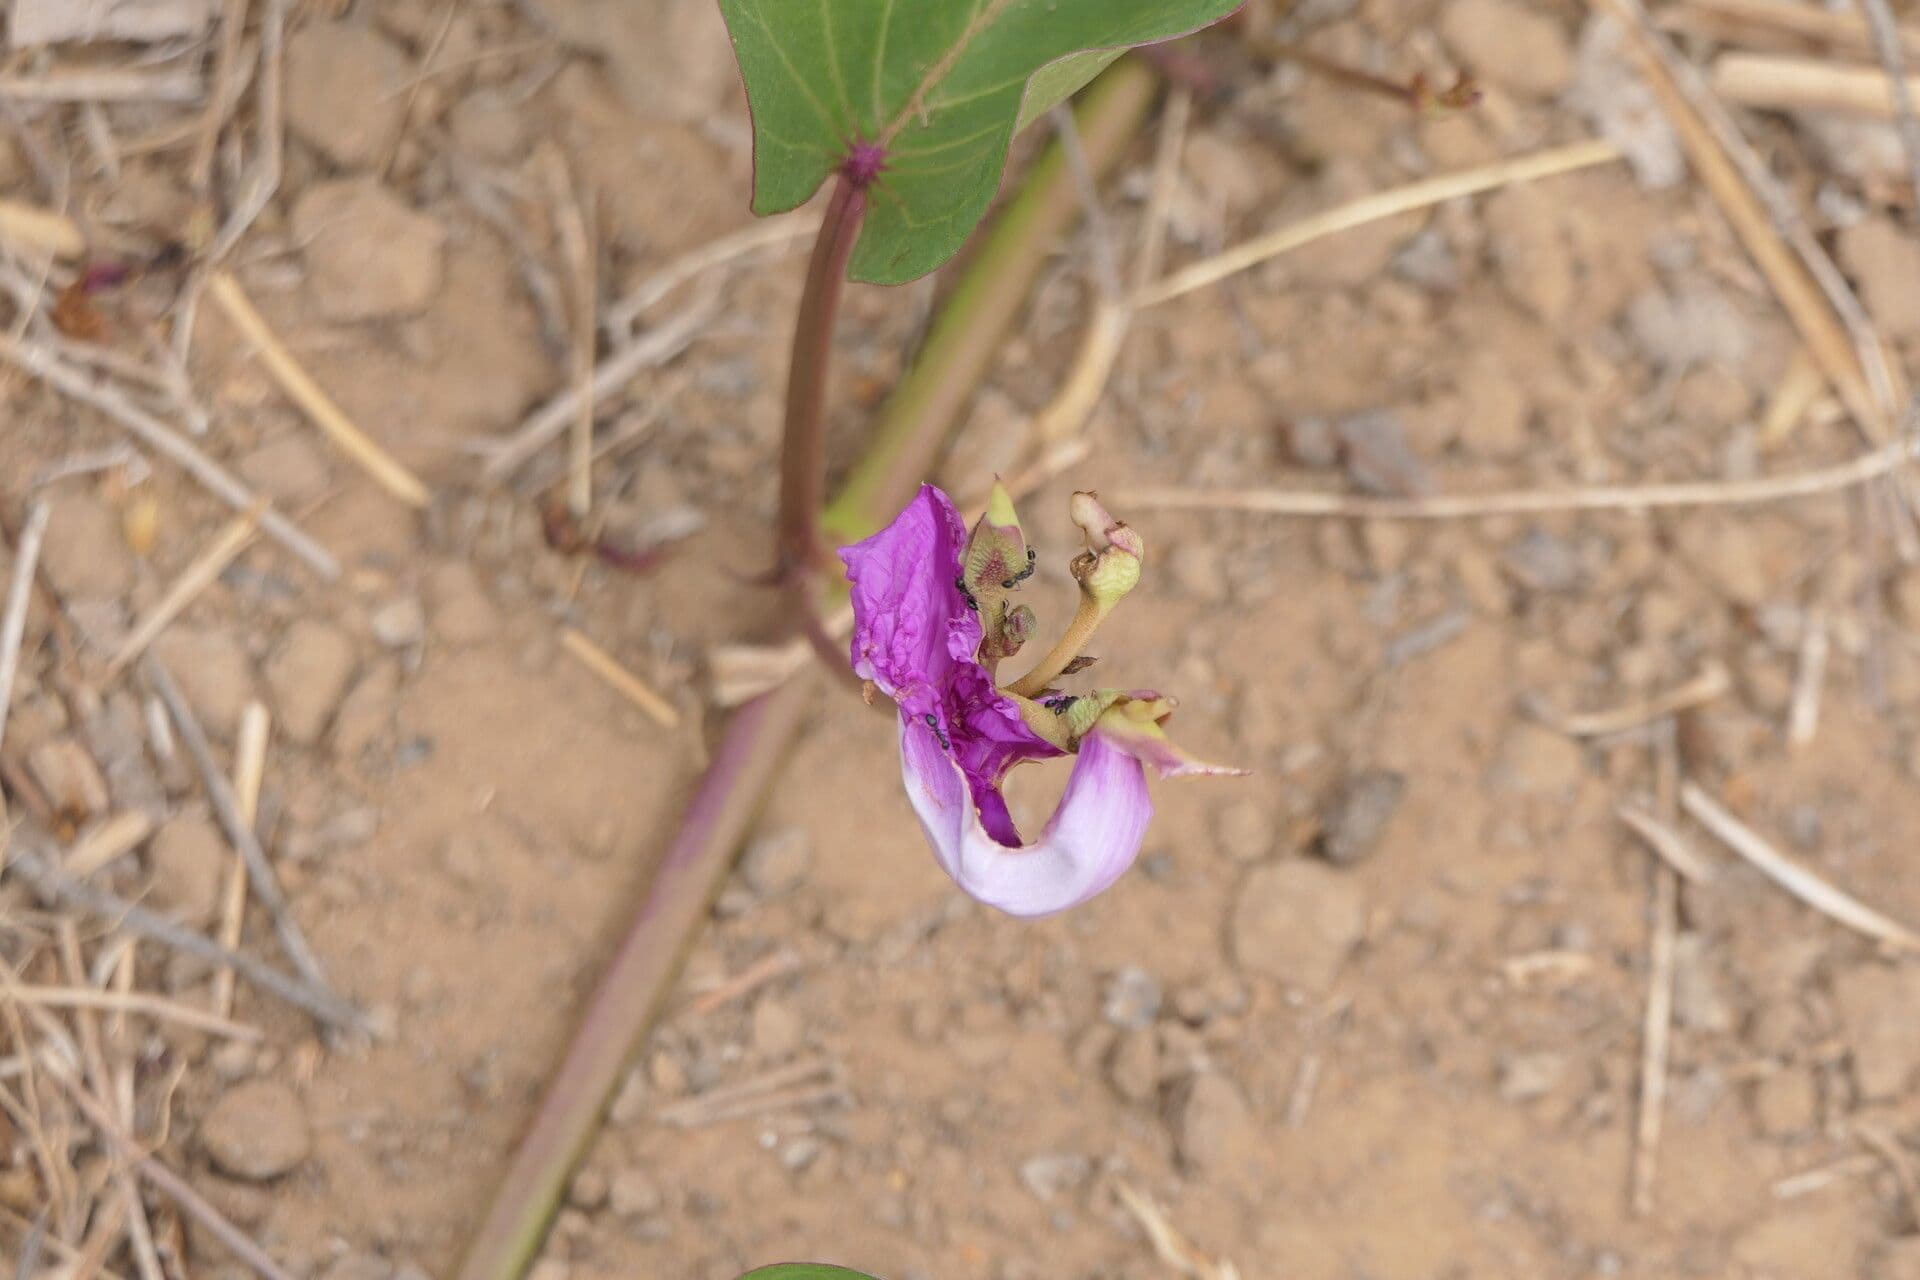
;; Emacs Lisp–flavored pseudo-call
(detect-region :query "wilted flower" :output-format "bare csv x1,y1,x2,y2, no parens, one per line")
840,483,1242,917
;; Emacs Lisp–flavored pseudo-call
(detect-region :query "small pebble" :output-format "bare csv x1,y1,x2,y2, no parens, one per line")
1018,1152,1091,1201
369,597,427,649
609,1167,664,1218
743,829,810,896
1173,1073,1255,1172
1101,967,1162,1030
1318,770,1406,867
751,998,804,1059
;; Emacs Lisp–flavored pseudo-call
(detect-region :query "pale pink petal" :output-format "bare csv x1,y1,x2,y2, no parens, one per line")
898,717,1153,918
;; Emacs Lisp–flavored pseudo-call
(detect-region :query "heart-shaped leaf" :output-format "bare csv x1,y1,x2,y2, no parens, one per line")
718,0,1239,284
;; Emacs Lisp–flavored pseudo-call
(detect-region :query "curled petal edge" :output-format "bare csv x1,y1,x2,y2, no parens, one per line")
898,718,1152,919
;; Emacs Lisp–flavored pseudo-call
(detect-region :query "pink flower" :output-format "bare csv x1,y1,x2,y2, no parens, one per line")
840,484,1241,917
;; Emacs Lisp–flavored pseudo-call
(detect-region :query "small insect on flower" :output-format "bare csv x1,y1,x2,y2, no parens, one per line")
840,483,1244,918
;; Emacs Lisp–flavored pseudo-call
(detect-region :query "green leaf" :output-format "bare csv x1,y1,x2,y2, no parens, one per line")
1014,49,1125,133
738,1268,884,1280
718,0,1239,285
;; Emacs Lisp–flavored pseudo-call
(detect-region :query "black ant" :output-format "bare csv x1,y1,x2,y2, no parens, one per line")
1041,694,1078,716
1000,548,1038,590
922,712,950,749
954,576,979,611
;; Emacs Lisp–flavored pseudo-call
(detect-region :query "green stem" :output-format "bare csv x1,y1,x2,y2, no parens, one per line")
822,58,1160,544
1005,595,1108,698
454,58,1160,1280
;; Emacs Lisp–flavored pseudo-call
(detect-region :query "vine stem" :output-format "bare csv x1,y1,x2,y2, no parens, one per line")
454,59,1161,1280
778,172,869,577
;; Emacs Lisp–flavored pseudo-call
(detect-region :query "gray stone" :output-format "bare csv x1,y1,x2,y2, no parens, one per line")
1319,770,1405,866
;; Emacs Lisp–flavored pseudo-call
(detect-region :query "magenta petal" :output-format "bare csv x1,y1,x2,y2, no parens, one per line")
839,484,979,708
897,717,1153,919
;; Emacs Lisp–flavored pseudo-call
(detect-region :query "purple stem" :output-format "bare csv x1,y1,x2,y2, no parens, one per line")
455,676,816,1280
777,171,870,578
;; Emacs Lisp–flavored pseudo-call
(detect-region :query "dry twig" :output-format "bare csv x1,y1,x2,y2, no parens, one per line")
144,657,342,1000
1537,662,1731,737
481,284,722,481
1630,723,1682,1216
1112,1180,1242,1280
1787,608,1830,747
1594,0,1908,460
7,987,261,1041
0,334,339,578
1712,51,1920,120
1617,805,1718,884
0,200,84,259
0,501,49,760
1119,438,1919,518
106,504,263,677
4,842,364,1030
45,1062,300,1280
1682,781,1920,950
208,273,431,507
1132,140,1620,308
212,701,270,1019
685,949,802,1018
1676,0,1920,58
0,70,201,103
62,810,155,880
559,629,680,729
603,214,822,336
1856,0,1920,211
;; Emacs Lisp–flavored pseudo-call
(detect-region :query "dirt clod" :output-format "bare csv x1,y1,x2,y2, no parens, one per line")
284,22,411,168
1838,217,1920,341
153,627,256,740
148,812,227,928
39,495,134,600
200,1080,311,1181
1437,0,1575,97
1833,965,1920,1100
265,619,358,746
293,178,448,323
608,1167,663,1219
1230,860,1365,990
1172,1072,1256,1173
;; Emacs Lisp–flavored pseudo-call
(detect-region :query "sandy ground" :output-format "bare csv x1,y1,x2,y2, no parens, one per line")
8,1,1920,1278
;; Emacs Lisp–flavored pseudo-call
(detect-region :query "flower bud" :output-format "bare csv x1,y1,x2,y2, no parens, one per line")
1067,492,1143,608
